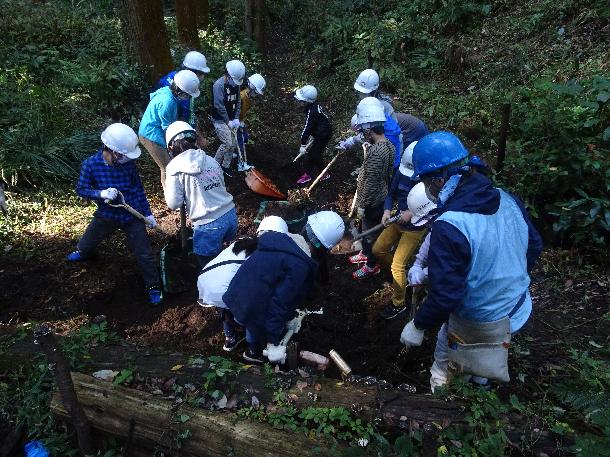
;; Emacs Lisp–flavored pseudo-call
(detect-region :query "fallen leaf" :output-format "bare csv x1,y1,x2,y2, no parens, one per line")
171,364,184,371
296,380,308,392
92,370,119,381
314,383,322,391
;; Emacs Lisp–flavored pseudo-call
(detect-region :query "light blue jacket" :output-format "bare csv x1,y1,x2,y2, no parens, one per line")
138,86,179,147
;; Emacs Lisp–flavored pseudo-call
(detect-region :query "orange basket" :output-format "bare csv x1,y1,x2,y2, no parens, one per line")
245,169,286,199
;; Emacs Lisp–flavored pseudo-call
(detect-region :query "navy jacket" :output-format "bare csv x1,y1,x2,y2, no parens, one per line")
223,231,318,345
414,172,543,330
383,170,416,212
301,103,332,144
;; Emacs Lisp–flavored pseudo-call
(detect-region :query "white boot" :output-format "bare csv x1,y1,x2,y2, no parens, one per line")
430,360,448,393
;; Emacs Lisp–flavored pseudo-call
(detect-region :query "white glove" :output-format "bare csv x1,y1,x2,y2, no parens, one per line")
100,188,118,201
239,121,246,128
400,320,424,348
145,215,157,228
265,344,287,363
228,119,240,129
356,207,365,219
335,141,346,150
286,317,301,334
299,145,307,154
408,265,427,285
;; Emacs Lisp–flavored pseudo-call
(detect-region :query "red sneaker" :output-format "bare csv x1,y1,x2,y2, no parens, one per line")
352,264,381,280
296,173,312,184
348,251,368,264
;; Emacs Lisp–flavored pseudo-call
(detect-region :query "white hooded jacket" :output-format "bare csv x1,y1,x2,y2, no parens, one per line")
165,149,235,226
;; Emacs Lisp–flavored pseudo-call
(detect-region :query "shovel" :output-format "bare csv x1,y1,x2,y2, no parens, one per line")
104,191,169,234
292,136,315,163
232,128,253,172
331,213,402,255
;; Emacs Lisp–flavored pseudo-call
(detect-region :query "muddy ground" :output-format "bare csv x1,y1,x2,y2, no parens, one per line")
1,31,608,396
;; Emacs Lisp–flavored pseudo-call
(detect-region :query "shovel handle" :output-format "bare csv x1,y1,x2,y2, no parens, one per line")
306,150,344,194
104,191,167,234
353,214,402,241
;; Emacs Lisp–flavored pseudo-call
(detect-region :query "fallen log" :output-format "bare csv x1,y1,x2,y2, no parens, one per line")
51,373,331,457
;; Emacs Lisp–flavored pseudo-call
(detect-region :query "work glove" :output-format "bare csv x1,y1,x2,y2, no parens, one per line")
286,317,301,334
356,207,365,219
100,188,118,201
145,215,157,228
228,119,240,129
239,121,246,128
299,145,307,155
381,210,392,225
335,140,347,150
265,344,287,364
400,320,424,348
408,265,427,286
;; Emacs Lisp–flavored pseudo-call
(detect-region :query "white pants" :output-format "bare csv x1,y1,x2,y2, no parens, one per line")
214,122,237,168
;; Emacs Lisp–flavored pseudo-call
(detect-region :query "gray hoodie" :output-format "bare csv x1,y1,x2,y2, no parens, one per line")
164,149,235,226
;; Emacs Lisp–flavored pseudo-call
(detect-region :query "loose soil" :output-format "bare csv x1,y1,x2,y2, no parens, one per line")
1,30,608,398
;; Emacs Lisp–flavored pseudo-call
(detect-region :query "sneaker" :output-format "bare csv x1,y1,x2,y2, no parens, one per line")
222,166,234,178
243,349,265,363
296,173,312,185
197,299,215,308
66,250,88,262
320,173,331,182
352,264,381,280
379,303,407,320
148,286,163,306
223,336,244,352
348,251,368,264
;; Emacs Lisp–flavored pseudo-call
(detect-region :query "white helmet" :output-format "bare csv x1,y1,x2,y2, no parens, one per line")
257,216,288,234
399,141,417,178
306,211,345,249
182,51,210,73
356,97,386,128
407,182,437,227
100,123,141,159
174,70,201,97
247,73,266,95
354,69,380,94
226,60,246,85
165,121,196,148
294,85,317,103
350,114,359,130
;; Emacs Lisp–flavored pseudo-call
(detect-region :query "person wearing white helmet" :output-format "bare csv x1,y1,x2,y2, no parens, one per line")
156,50,211,125
294,84,333,185
164,121,237,268
302,210,345,284
223,215,317,364
67,123,162,306
372,171,431,319
211,59,246,177
236,73,266,170
139,69,201,190
349,98,395,280
353,68,396,120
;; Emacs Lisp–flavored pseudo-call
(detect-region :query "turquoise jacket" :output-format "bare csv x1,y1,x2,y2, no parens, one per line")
138,86,179,147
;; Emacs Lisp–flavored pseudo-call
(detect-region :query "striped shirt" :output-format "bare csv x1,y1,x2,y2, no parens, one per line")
76,150,152,224
356,139,395,208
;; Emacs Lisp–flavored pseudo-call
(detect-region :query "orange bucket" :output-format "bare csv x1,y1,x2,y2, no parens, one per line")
245,169,286,199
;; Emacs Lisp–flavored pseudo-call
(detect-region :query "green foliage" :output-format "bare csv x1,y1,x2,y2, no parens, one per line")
60,321,118,370
0,0,145,186
504,76,610,246
201,355,243,396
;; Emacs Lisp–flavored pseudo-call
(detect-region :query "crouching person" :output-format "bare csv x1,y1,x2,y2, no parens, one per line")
222,216,318,364
164,121,238,268
68,123,162,305
399,132,543,391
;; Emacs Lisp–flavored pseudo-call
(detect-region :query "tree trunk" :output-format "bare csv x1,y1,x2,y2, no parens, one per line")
253,0,266,55
52,373,332,457
118,0,173,83
175,0,200,48
244,0,254,40
196,0,210,29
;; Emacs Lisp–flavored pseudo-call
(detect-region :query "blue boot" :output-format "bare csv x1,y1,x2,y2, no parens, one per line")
66,250,88,261
148,286,163,306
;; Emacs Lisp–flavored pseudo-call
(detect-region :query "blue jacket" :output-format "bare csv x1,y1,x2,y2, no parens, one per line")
395,112,429,148
222,232,318,345
384,170,416,212
383,114,402,168
156,70,193,124
138,86,179,147
414,172,543,332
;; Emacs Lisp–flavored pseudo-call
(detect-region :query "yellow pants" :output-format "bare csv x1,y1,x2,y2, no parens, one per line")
372,224,426,307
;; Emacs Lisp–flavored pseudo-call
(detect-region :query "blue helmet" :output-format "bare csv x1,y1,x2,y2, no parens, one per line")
412,131,469,179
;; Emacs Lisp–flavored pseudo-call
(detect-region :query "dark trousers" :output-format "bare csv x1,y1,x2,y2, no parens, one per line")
362,203,385,268
77,216,159,288
305,135,331,178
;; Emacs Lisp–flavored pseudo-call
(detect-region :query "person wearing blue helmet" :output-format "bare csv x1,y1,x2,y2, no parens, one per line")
399,131,543,391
